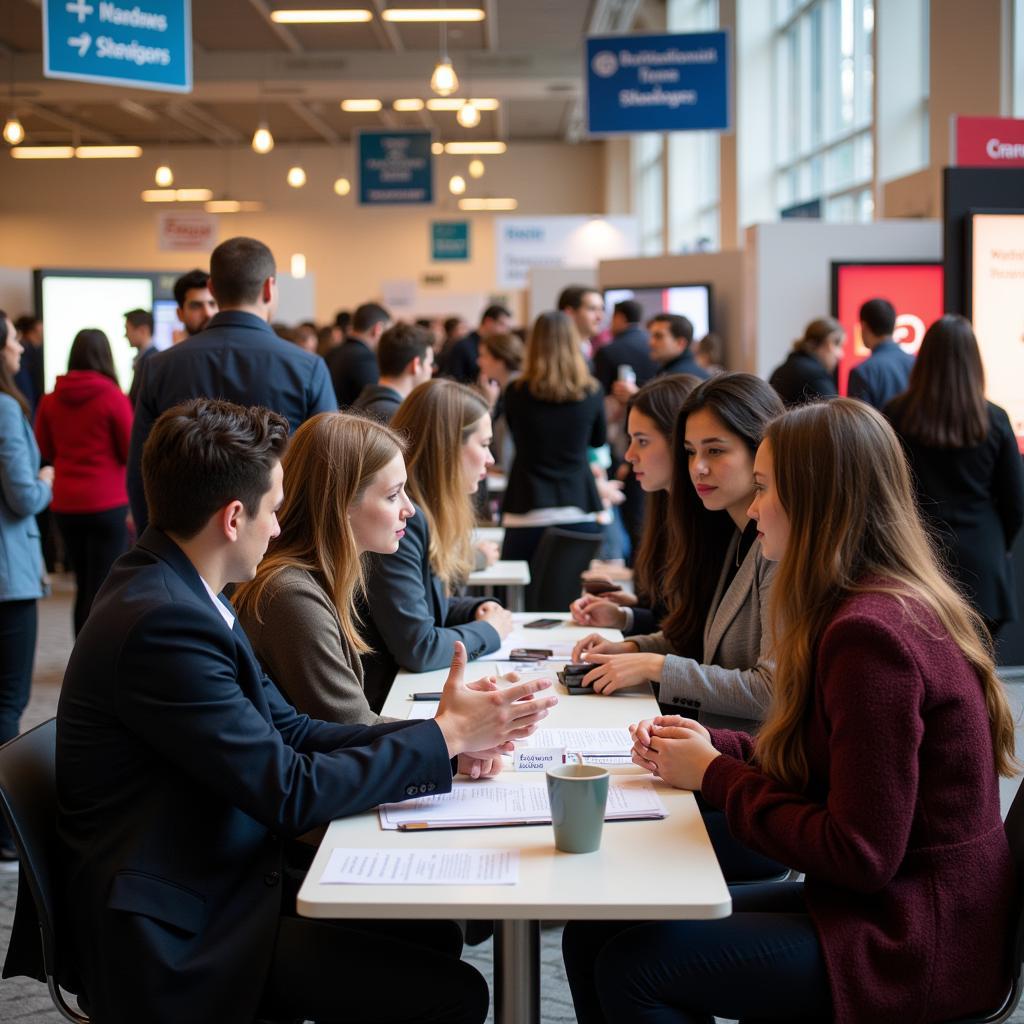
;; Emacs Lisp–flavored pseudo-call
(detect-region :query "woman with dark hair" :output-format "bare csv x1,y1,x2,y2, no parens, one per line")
35,328,133,634
570,374,700,634
886,314,1024,636
477,331,524,474
0,310,53,859
564,399,1017,1024
573,373,784,733
768,316,846,407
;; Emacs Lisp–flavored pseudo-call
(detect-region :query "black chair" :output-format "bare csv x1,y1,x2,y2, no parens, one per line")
0,718,89,1023
525,526,604,612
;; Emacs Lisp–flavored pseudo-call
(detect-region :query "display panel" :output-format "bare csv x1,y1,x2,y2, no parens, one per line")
830,262,944,395
603,284,712,341
968,212,1024,447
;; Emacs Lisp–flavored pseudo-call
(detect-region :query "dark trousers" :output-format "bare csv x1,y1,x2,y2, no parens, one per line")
0,599,37,844
56,506,128,635
562,881,831,1024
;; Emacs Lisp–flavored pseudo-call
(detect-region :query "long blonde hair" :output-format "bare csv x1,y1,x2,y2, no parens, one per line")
233,412,404,655
391,379,489,589
755,399,1017,788
517,310,598,403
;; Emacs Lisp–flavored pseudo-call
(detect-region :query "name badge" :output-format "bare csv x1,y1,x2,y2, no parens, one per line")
513,747,565,772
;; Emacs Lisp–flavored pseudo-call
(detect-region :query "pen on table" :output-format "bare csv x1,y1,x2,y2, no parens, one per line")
411,691,443,701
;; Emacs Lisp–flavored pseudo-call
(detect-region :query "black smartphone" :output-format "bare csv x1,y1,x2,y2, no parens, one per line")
565,683,597,696
561,662,591,679
412,691,443,701
509,648,553,661
524,617,564,629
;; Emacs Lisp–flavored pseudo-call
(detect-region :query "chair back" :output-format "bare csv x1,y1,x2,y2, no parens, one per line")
0,718,88,1022
526,527,604,612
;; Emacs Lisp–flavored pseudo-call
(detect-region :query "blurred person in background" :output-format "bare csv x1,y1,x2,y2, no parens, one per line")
35,328,133,635
0,310,53,859
848,297,913,410
327,302,391,408
886,314,1024,637
593,299,658,395
173,269,217,341
477,332,524,474
438,304,513,384
12,315,43,414
353,322,435,424
768,317,845,407
695,332,725,375
557,286,605,360
124,307,155,406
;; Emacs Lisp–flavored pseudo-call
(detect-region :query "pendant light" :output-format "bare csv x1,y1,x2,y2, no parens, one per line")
430,21,459,96
456,100,480,128
2,114,24,145
252,120,274,154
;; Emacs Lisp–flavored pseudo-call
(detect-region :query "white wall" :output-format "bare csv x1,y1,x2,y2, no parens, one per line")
526,266,596,324
0,268,33,320
746,220,942,378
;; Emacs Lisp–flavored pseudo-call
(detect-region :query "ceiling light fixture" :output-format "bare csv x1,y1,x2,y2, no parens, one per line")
426,97,498,111
392,98,425,112
458,197,517,211
340,99,383,112
154,163,174,187
3,115,25,146
141,189,178,202
270,9,373,23
333,177,351,196
75,145,142,158
468,158,484,178
290,253,307,278
448,174,466,195
10,146,74,159
287,165,307,188
175,188,214,201
383,8,485,21
205,199,265,213
431,142,444,155
456,100,480,128
444,140,506,154
430,21,459,97
251,121,274,154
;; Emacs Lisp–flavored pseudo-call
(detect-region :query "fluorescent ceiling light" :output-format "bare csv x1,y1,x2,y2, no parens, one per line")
10,146,74,159
205,199,265,213
341,99,383,112
392,98,425,111
383,8,485,21
141,189,177,202
444,141,506,154
175,188,214,201
75,145,142,158
458,197,517,211
431,141,444,155
426,97,498,111
271,9,373,22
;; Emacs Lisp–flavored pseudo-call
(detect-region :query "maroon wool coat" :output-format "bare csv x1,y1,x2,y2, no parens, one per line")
702,588,1015,1024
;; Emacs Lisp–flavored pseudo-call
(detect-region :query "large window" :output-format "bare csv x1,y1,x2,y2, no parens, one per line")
773,0,875,222
633,133,665,255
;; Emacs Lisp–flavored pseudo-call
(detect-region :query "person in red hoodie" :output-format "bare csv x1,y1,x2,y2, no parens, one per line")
35,329,133,634
563,398,1018,1024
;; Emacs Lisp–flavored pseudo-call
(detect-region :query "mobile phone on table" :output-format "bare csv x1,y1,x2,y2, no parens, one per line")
412,691,443,701
524,617,563,629
582,577,622,596
509,648,553,661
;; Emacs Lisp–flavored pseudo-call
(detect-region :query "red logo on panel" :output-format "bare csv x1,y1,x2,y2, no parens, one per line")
833,263,945,396
952,115,1024,168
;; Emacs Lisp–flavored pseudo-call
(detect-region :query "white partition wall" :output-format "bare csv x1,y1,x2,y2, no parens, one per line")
526,267,596,324
746,220,942,379
0,268,33,319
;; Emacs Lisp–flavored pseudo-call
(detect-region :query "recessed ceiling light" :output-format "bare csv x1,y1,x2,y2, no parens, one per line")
444,141,506,154
10,146,74,159
270,9,373,23
458,197,517,210
141,189,178,202
75,145,142,158
175,188,214,201
382,8,485,21
392,98,425,112
341,99,383,112
426,97,498,111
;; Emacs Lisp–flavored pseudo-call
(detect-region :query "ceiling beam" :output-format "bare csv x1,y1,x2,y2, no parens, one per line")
175,101,246,143
247,0,304,54
588,0,644,34
21,102,116,144
369,0,405,52
482,0,498,51
288,101,339,144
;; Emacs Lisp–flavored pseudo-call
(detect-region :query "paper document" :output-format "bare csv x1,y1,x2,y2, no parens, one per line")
379,779,666,831
406,702,439,720
523,728,633,755
321,848,519,885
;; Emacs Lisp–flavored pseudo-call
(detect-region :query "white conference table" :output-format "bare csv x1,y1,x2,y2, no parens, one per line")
298,616,731,1024
466,559,531,612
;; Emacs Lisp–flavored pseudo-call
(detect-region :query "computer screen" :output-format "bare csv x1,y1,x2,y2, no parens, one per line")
603,284,712,341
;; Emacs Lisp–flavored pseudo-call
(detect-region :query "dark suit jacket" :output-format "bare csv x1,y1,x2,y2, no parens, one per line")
51,528,452,1024
658,349,710,379
360,503,500,712
327,336,379,408
769,350,838,407
128,344,158,407
126,311,337,529
438,331,480,384
847,338,914,410
887,400,1024,626
352,382,402,423
501,383,607,515
593,326,658,393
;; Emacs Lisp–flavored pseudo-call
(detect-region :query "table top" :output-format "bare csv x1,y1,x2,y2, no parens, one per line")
297,615,731,922
472,526,506,546
466,559,531,587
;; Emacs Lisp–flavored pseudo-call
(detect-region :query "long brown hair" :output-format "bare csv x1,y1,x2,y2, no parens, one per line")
233,412,404,655
391,378,489,589
756,399,1017,788
792,316,844,356
68,328,119,385
0,311,29,417
887,314,988,448
661,373,785,655
516,310,598,403
626,374,701,606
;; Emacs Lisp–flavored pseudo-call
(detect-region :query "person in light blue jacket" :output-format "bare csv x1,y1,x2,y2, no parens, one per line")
0,310,53,860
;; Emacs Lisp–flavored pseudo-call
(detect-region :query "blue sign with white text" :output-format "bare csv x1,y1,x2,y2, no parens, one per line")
43,0,192,93
359,130,434,206
586,31,730,135
431,221,470,261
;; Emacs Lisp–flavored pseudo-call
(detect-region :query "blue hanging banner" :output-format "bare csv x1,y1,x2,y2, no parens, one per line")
43,0,192,93
586,30,730,135
431,221,470,261
358,130,434,206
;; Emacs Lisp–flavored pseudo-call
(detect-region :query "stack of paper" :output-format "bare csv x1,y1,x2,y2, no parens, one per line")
321,848,519,885
522,728,633,757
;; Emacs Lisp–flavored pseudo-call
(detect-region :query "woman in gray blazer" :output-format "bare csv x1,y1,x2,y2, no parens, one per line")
574,374,785,733
0,311,53,860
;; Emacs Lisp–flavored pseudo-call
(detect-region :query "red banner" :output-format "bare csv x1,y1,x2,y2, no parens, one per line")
952,115,1024,168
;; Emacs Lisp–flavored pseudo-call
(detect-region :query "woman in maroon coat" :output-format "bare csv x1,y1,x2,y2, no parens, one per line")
35,328,133,634
563,398,1018,1024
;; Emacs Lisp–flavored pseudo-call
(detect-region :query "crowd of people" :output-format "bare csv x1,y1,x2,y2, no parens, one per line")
0,233,1022,1022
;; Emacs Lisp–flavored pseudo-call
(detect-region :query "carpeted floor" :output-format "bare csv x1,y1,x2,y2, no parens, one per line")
2,580,1023,1023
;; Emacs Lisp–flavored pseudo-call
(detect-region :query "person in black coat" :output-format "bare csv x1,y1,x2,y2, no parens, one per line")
768,316,846,407
39,399,555,1024
886,315,1024,635
593,299,658,394
326,301,391,408
646,313,710,382
437,303,513,384
848,297,914,410
127,237,337,531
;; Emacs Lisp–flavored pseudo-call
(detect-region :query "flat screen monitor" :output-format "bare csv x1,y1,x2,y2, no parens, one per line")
153,298,181,351
603,284,712,341
967,211,1024,447
830,261,944,396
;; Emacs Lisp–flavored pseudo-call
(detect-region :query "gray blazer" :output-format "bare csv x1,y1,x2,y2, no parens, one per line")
632,531,776,731
236,565,393,727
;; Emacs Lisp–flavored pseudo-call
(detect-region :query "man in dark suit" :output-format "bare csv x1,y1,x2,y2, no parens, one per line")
49,398,555,1024
352,321,435,423
326,301,391,407
848,297,914,410
127,236,336,531
438,303,512,384
593,299,658,394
